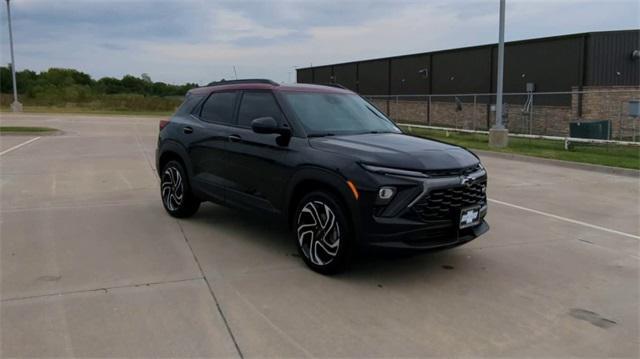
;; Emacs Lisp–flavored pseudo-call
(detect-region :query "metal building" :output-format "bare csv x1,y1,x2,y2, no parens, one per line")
296,29,640,102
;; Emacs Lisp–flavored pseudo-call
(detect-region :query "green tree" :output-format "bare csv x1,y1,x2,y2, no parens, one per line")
1,65,200,111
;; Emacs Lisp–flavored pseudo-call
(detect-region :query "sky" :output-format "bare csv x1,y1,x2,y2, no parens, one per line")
0,0,638,85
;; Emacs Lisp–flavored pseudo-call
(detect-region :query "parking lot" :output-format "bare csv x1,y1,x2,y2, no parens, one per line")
1,113,638,357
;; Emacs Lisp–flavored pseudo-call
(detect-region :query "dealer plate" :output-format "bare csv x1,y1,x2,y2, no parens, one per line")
459,206,481,229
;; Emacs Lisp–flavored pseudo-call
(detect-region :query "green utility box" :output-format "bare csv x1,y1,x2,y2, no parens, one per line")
569,120,611,140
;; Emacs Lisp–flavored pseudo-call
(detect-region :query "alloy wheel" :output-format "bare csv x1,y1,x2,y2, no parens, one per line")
296,200,341,266
161,166,184,211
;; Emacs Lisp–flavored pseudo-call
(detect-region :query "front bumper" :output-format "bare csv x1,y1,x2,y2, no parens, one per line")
365,219,489,250
356,166,489,250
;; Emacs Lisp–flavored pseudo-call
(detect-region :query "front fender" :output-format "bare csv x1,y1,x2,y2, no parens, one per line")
284,166,363,241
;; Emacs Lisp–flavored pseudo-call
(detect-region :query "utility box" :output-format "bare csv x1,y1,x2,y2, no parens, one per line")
569,120,611,140
628,100,640,117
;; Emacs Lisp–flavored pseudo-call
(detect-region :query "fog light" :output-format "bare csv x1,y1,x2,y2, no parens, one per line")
378,187,396,200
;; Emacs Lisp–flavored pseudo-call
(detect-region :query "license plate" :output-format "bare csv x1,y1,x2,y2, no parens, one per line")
459,206,480,229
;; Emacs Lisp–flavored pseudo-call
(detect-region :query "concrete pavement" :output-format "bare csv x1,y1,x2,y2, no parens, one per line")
1,113,638,357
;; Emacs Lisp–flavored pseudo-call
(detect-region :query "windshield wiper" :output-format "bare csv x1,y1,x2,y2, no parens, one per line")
365,130,396,134
307,133,336,138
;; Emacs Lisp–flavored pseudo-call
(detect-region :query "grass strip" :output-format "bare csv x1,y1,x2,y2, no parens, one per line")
401,126,640,170
0,126,59,133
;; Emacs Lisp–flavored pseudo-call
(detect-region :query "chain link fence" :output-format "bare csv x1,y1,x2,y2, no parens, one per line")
365,89,640,141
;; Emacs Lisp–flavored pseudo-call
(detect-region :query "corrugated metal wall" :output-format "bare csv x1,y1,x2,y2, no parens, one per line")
586,30,640,86
358,60,389,95
333,63,358,91
297,30,640,105
432,47,493,95
497,36,584,105
296,68,313,84
312,66,333,84
390,54,431,95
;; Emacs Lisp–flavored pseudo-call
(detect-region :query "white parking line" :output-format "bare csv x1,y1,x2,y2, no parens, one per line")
488,198,640,240
0,136,41,156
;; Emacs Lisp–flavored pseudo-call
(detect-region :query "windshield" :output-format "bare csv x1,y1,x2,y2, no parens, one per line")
281,92,401,136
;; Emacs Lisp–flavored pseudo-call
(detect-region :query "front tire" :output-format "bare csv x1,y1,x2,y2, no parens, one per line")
294,191,353,274
161,160,200,218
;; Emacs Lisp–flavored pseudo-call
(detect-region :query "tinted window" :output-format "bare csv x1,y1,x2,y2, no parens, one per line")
282,92,400,136
200,92,238,124
237,92,284,128
175,93,205,115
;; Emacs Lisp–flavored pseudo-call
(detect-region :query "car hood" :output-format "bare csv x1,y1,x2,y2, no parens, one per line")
309,133,479,170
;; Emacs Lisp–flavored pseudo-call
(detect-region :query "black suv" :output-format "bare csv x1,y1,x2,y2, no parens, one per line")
156,79,489,274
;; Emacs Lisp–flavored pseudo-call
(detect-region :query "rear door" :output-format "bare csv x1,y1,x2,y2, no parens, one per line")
224,90,293,214
188,90,239,202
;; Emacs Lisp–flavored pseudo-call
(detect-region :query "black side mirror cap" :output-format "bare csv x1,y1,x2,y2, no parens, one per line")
251,117,291,136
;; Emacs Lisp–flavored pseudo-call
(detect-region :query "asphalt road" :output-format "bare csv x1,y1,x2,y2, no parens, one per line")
1,113,638,357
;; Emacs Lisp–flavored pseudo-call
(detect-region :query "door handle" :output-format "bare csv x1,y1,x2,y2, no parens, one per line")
228,134,242,142
183,126,194,134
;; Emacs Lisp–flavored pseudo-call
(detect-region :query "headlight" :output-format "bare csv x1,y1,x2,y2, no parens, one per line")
361,164,428,178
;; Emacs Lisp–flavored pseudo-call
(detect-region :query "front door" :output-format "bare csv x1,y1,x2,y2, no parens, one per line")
224,90,293,214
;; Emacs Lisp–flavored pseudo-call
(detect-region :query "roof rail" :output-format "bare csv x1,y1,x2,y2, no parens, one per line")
206,79,279,87
319,82,350,90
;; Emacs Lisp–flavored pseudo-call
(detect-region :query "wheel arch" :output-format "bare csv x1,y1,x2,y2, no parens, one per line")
285,167,361,239
157,141,193,179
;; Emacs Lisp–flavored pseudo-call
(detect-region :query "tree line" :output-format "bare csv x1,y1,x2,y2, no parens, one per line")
0,66,198,98
0,67,199,111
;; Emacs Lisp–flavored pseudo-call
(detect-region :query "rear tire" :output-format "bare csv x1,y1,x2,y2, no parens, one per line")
294,191,353,274
161,160,200,218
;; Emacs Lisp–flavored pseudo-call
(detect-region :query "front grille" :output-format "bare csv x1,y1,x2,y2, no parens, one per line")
423,164,481,177
411,180,486,221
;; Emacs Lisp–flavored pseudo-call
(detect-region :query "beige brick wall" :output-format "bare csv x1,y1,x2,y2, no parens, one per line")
370,86,640,137
576,86,640,138
370,99,390,116
503,105,572,136
373,99,570,136
429,101,485,130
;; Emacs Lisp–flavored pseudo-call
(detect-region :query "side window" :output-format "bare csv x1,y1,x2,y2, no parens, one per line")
200,92,238,124
237,92,284,128
175,94,204,115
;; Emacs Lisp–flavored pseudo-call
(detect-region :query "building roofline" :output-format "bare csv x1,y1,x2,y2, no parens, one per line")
296,29,640,71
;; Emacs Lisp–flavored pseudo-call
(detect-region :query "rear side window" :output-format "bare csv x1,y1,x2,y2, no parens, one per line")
237,92,284,128
200,92,238,124
175,93,205,115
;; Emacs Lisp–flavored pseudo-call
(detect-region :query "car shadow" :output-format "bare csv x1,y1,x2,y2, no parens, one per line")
188,203,294,252
187,203,476,281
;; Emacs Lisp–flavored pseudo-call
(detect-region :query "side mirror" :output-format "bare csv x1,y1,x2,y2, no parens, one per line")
251,117,291,136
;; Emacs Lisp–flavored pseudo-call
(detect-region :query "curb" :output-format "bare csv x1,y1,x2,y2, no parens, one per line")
473,149,640,178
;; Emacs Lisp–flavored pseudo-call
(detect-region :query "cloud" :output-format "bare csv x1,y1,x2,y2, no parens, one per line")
0,0,637,85
209,9,294,43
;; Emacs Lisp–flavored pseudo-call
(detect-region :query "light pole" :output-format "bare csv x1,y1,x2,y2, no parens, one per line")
5,0,21,112
489,0,507,147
